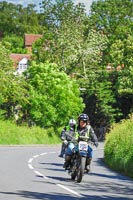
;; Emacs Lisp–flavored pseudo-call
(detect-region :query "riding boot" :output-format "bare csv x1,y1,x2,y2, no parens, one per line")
85,157,92,172
63,155,71,169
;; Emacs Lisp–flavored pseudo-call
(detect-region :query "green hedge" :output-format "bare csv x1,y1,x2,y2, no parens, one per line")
0,120,61,145
104,119,133,178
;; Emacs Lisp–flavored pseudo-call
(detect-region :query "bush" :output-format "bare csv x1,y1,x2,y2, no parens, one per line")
104,119,133,178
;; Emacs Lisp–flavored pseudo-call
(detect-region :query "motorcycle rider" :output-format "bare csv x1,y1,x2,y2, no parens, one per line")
58,119,77,158
77,113,98,171
63,113,98,172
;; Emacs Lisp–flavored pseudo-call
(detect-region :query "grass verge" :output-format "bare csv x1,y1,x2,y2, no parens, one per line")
0,120,61,145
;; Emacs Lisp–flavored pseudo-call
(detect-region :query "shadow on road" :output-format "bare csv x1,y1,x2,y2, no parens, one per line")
0,190,132,200
47,175,70,182
90,171,132,181
93,157,132,181
40,162,63,167
40,162,64,172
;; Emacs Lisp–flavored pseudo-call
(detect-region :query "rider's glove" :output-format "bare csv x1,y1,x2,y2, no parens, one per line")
72,148,76,154
94,142,98,147
63,140,68,145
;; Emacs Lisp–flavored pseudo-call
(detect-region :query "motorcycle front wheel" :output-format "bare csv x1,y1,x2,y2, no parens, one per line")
76,157,86,183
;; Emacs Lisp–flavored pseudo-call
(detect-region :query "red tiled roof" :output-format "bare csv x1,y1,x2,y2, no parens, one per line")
10,53,31,67
24,34,42,47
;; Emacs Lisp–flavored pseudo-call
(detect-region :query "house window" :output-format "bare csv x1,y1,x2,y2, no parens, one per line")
18,64,27,70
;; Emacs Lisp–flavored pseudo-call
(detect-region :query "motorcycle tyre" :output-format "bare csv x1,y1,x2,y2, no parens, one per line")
77,157,86,183
71,172,76,180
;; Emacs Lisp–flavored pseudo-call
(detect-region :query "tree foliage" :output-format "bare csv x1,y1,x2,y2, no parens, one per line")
88,0,133,123
0,0,132,129
0,1,42,36
2,35,27,54
33,0,118,127
25,61,84,127
0,42,29,119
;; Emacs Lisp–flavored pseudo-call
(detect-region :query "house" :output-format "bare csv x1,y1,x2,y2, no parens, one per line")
10,53,31,75
10,34,42,74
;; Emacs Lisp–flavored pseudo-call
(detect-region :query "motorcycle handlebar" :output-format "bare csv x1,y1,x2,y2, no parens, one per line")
64,132,95,145
78,135,89,140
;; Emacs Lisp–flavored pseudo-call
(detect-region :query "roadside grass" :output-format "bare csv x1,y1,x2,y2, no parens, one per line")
104,119,133,178
1,119,132,179
0,120,61,145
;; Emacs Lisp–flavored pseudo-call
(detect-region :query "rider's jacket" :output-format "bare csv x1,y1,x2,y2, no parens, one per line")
61,124,98,143
75,124,98,143
61,125,76,141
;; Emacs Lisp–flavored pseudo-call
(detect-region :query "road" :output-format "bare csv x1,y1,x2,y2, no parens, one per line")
0,142,132,200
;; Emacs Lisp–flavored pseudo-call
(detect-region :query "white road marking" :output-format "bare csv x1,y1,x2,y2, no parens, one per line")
28,158,33,163
33,154,39,158
49,151,56,154
28,151,83,196
40,153,47,156
34,170,48,178
28,148,100,197
57,184,83,197
28,164,34,169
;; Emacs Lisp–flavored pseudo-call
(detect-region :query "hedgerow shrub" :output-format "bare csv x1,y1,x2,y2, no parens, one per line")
104,119,133,178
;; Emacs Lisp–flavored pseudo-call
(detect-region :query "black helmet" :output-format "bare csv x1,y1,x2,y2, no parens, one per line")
78,113,89,122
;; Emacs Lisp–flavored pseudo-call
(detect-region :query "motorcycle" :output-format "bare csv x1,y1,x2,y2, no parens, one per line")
64,133,92,183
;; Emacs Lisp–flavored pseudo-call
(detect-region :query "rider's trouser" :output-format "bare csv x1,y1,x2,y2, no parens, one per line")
65,142,75,155
63,142,74,167
63,155,71,168
65,142,93,158
86,157,92,165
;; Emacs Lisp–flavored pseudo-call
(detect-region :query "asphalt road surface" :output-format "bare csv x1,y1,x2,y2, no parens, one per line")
0,142,132,200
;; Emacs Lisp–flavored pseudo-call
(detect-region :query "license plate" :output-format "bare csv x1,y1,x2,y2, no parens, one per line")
79,141,88,151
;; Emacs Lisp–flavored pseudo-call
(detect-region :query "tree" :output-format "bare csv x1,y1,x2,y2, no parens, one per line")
25,61,84,127
33,1,108,76
0,42,29,119
33,0,117,127
88,0,133,121
0,2,42,36
33,0,89,72
2,34,27,54
89,0,133,64
109,35,133,117
38,0,86,29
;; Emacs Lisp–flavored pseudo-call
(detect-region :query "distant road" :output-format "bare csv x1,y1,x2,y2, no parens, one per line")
0,143,132,200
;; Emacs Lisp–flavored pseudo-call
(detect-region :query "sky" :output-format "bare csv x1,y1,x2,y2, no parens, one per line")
0,0,94,13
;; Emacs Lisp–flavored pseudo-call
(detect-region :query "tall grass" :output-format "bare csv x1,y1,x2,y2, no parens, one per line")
104,119,133,178
0,120,61,145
